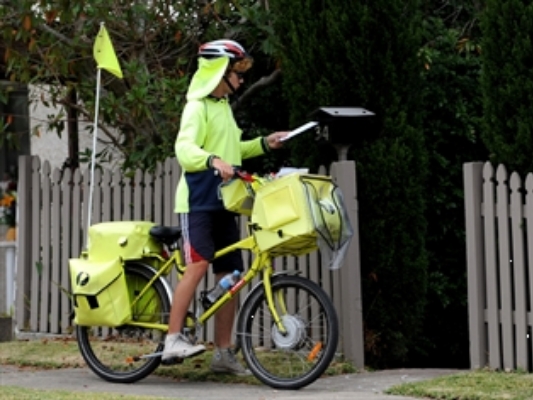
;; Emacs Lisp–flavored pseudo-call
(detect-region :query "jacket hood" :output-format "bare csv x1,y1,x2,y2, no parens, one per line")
186,56,230,101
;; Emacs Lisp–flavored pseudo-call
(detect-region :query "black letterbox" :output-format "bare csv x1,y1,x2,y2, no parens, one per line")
309,107,375,146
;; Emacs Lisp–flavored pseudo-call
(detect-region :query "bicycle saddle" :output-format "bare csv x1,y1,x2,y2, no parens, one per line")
149,226,182,245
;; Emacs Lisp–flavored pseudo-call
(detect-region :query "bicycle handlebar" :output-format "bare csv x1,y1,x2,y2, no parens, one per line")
214,167,255,182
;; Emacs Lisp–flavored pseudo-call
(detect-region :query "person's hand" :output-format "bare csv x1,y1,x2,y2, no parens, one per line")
266,131,289,150
212,158,234,182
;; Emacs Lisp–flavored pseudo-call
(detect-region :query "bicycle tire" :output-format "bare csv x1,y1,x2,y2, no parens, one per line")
76,262,171,383
237,274,339,389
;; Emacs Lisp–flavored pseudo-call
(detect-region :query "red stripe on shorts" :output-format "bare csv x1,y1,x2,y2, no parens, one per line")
184,241,205,263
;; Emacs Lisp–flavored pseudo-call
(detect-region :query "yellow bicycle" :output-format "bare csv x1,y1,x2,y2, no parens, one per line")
70,172,353,389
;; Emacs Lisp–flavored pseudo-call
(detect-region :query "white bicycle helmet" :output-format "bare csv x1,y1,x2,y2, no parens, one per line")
198,39,253,72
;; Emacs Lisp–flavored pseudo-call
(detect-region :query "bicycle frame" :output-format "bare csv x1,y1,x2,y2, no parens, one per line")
125,233,288,335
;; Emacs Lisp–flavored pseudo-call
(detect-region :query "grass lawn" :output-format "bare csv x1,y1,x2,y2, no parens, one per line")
387,369,533,400
1,386,172,400
0,336,355,385
3,338,533,400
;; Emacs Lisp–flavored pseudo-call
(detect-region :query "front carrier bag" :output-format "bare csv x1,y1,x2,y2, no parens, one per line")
69,257,131,327
250,173,353,261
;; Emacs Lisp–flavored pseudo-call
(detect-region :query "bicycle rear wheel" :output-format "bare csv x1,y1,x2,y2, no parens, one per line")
76,262,171,383
237,275,339,389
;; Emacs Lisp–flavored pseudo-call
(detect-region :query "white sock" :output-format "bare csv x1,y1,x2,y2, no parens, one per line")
165,333,179,342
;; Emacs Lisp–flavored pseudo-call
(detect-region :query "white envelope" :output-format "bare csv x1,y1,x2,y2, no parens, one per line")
279,121,319,142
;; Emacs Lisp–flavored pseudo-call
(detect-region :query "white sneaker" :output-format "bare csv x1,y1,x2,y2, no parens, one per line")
210,348,251,376
162,333,205,361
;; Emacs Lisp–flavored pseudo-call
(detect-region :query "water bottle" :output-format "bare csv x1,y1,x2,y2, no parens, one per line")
205,270,241,305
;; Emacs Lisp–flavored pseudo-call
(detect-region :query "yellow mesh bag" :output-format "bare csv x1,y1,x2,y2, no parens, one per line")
69,257,131,327
127,273,161,323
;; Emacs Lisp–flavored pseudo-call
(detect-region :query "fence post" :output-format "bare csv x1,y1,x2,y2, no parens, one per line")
15,156,33,332
332,160,365,369
0,242,16,315
463,162,486,369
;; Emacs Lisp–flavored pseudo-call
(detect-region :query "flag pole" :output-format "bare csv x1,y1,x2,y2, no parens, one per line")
85,21,122,249
86,56,103,249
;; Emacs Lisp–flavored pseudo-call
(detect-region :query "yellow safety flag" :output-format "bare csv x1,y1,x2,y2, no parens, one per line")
93,25,123,79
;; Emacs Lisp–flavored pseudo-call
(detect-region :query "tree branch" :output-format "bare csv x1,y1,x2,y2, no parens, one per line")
232,68,281,111
38,23,78,47
55,97,124,151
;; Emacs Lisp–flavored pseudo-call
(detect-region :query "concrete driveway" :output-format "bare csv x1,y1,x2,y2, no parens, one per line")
0,365,461,400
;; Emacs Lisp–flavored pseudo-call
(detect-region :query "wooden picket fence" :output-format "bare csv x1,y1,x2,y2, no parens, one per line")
465,161,533,371
14,155,364,368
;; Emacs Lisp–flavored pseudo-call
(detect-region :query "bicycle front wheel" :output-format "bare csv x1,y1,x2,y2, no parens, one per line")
237,275,339,389
76,262,171,383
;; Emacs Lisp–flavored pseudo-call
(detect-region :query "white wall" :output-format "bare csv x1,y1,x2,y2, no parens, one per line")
28,85,122,171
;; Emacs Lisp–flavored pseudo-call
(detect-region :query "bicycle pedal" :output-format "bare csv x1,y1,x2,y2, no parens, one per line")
161,356,184,366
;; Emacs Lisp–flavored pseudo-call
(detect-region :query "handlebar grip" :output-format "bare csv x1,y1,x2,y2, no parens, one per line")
213,167,238,177
214,167,254,182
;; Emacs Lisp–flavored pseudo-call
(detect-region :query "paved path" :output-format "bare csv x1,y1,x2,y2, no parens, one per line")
0,366,461,400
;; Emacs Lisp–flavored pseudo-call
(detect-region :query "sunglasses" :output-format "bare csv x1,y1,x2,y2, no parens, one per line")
231,57,253,73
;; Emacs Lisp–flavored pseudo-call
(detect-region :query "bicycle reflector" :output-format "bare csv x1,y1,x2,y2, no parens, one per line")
307,342,323,362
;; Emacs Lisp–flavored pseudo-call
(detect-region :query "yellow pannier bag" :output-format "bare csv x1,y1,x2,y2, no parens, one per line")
69,257,131,327
219,178,255,216
86,221,162,263
250,173,350,257
126,272,161,323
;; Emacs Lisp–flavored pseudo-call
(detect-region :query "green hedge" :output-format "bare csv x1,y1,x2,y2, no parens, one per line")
481,0,533,176
271,0,429,367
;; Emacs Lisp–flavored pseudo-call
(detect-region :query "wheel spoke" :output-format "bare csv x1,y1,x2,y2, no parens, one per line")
76,263,170,383
238,275,339,389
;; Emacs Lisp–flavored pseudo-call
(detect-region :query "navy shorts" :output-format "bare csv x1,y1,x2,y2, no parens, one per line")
179,210,244,274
